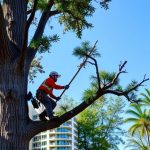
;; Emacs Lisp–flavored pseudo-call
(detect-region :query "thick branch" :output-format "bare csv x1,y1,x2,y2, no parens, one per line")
26,65,149,137
26,1,61,61
87,55,101,90
26,91,102,138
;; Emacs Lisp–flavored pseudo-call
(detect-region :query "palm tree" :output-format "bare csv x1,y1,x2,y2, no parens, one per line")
125,103,150,147
125,133,148,150
140,89,150,106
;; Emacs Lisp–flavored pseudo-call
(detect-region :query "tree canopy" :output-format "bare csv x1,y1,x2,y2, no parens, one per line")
0,0,149,150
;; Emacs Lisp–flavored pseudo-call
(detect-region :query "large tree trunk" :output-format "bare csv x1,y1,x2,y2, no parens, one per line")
0,61,30,150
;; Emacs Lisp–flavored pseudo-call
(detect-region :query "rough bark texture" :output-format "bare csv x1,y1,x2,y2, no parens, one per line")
0,62,30,150
3,0,27,49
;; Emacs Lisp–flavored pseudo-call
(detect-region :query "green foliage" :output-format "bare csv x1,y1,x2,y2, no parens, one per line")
125,134,149,150
77,97,126,150
54,0,95,37
83,70,122,101
125,103,150,137
30,34,59,53
83,87,97,102
125,89,150,149
100,0,111,10
29,57,45,83
140,89,150,106
37,0,48,11
55,95,76,116
73,41,100,59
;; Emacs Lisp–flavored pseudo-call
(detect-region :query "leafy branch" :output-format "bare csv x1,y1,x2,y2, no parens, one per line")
27,41,149,137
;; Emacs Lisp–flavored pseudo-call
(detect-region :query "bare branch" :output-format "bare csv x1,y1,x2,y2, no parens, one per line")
87,55,101,90
27,0,38,31
104,76,149,102
104,61,127,89
123,75,149,94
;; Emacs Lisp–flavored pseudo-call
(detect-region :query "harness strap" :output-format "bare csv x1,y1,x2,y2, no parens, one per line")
41,80,52,91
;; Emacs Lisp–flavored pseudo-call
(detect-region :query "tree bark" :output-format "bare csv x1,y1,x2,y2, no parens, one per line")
3,0,27,50
0,62,30,150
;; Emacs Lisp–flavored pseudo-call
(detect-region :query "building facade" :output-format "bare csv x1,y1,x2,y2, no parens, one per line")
30,114,78,150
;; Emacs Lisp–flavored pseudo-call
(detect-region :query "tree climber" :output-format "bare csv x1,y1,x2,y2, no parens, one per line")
36,71,69,121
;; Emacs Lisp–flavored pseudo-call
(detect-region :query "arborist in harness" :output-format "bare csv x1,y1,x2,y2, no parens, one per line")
36,71,69,121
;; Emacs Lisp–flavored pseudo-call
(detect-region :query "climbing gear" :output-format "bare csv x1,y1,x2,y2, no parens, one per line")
39,111,48,121
40,80,52,91
31,97,40,109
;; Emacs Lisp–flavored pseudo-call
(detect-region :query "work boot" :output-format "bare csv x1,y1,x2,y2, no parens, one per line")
49,115,58,121
39,112,48,121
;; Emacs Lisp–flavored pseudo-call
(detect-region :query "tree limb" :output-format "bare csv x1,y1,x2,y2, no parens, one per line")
104,61,127,89
87,55,101,90
26,1,61,61
27,0,38,32
26,92,102,138
104,76,149,102
16,0,38,72
26,60,149,137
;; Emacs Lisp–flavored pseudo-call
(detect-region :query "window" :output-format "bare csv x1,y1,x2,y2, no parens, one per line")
56,134,70,139
42,141,47,146
33,136,41,141
56,128,69,132
57,140,70,145
41,135,47,139
32,142,41,148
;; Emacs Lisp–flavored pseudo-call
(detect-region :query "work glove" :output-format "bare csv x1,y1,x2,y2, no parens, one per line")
64,84,69,89
55,96,61,101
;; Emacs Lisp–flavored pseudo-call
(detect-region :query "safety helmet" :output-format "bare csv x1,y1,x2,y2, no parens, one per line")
49,71,61,78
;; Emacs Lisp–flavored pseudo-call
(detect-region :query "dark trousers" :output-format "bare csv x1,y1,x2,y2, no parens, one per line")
36,90,56,118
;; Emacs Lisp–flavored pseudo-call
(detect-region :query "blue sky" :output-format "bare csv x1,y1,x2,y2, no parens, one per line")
28,1,150,149
29,0,150,99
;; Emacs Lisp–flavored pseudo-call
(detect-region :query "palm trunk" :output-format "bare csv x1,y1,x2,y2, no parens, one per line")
0,62,30,150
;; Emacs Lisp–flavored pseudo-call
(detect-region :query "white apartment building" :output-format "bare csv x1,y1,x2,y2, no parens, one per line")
29,105,78,150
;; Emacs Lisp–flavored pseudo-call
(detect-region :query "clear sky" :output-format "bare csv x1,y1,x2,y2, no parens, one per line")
29,0,150,100
28,1,150,149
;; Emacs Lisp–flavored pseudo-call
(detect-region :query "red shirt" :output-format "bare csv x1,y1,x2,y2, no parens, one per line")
38,77,64,99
